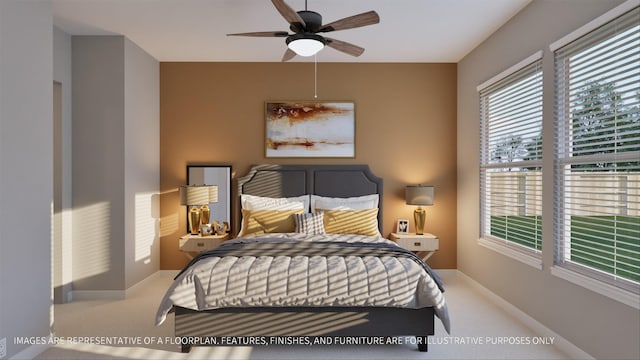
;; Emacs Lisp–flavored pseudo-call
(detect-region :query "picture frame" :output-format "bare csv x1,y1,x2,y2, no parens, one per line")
397,219,409,234
200,223,213,236
265,101,355,158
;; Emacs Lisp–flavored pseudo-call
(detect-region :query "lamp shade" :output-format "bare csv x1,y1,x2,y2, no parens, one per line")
286,34,325,57
208,185,219,203
405,185,434,206
179,185,210,206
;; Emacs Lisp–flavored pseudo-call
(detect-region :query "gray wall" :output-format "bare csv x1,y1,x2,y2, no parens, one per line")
72,35,160,293
457,1,639,359
0,0,53,357
53,26,73,303
72,36,127,291
124,38,160,288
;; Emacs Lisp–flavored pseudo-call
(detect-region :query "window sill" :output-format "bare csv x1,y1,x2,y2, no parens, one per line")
478,237,543,270
550,266,640,310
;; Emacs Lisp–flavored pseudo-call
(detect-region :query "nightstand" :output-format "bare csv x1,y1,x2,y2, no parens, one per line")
179,233,229,259
390,233,439,261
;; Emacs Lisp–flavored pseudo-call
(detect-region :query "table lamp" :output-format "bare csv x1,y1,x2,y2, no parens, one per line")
405,185,434,235
180,185,210,235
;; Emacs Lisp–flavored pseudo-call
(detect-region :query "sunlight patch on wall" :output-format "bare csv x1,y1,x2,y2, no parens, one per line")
135,192,158,262
52,202,62,289
159,212,179,238
62,208,73,284
74,202,111,278
51,200,56,329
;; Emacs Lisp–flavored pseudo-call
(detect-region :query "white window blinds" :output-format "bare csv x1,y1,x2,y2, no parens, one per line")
479,55,543,255
553,6,640,293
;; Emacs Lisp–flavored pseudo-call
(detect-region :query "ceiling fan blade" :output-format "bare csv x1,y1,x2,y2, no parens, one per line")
281,48,296,62
227,31,289,37
325,37,365,57
318,10,380,33
271,0,305,31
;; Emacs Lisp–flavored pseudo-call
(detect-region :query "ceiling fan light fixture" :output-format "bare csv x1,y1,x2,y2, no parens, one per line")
286,33,325,57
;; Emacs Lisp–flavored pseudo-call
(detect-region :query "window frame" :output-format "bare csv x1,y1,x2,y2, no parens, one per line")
551,1,640,303
478,51,544,269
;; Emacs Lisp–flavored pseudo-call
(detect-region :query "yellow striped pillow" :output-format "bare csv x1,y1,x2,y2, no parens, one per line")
320,208,380,237
238,209,303,237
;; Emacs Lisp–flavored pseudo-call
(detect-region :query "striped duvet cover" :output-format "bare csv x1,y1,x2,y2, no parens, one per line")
155,233,450,333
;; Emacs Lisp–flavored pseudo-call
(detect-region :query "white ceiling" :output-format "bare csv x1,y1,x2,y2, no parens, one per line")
52,0,532,63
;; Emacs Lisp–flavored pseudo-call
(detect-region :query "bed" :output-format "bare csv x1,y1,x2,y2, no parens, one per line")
156,164,450,352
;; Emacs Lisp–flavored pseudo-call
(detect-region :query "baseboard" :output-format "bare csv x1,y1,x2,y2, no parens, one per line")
124,270,170,296
155,269,180,276
66,270,175,301
434,269,458,277
68,289,125,301
456,270,595,360
9,342,48,360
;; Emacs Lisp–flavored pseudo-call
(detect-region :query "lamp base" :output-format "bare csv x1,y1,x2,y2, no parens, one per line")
189,207,201,235
200,204,210,226
414,207,426,235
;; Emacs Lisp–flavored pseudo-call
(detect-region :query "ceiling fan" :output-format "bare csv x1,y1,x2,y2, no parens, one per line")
227,0,380,61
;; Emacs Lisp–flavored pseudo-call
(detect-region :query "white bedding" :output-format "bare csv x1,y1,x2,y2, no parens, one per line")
155,233,450,333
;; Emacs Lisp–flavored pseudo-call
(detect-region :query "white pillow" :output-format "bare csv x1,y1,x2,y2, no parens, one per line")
311,194,379,212
241,194,310,212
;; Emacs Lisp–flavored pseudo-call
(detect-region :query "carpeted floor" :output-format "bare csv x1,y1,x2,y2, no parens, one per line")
35,271,571,359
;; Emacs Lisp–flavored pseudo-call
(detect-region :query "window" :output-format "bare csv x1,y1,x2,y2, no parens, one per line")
553,6,639,294
479,52,543,260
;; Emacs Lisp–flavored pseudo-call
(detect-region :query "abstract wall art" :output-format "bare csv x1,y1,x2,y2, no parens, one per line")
265,101,355,158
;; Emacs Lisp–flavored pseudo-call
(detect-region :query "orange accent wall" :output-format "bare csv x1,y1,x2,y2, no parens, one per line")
160,62,457,270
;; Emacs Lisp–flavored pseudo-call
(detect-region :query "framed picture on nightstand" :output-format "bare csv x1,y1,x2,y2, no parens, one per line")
397,219,409,234
200,223,213,236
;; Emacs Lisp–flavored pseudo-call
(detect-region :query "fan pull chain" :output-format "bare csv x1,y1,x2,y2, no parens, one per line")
314,54,318,98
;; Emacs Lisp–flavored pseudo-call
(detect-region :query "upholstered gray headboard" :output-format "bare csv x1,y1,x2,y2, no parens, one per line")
236,164,383,231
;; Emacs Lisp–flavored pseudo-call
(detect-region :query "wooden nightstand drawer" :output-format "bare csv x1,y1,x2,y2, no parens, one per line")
179,234,229,258
389,233,439,261
395,237,438,251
